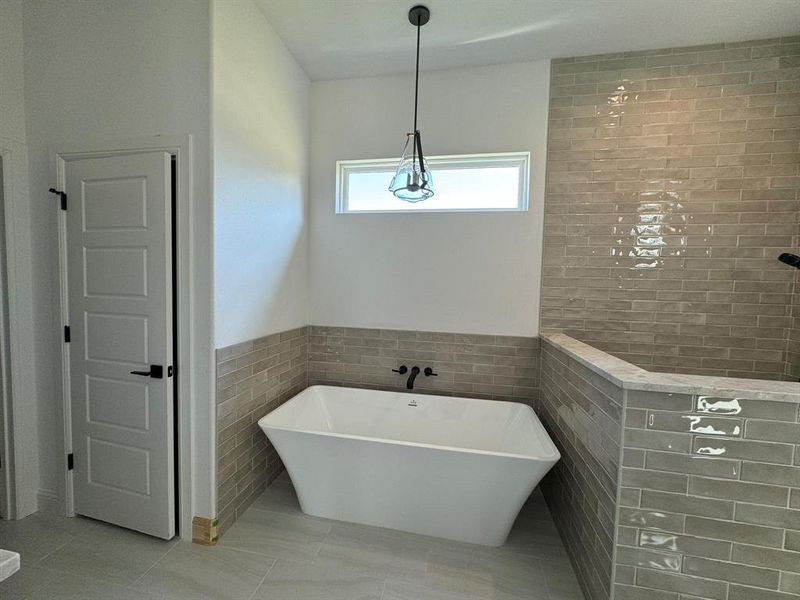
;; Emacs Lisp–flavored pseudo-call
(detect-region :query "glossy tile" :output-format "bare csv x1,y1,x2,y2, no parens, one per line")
644,450,740,479
542,37,800,380
687,475,789,506
635,569,727,599
538,342,621,599
682,555,780,588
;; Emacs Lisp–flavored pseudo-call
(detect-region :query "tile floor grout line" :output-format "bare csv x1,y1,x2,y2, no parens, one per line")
378,579,388,600
32,537,73,565
246,557,278,600
129,538,181,586
212,542,313,563
2,484,583,600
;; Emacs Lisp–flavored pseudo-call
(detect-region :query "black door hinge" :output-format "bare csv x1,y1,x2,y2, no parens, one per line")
67,453,74,471
48,187,67,210
63,325,71,343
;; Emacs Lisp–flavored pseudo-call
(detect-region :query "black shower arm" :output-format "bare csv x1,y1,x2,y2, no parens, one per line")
778,253,800,269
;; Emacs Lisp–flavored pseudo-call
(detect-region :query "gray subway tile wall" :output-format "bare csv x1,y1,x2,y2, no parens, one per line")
307,326,540,404
541,37,800,380
542,335,800,600
617,389,800,600
539,338,623,600
215,325,539,536
215,326,308,536
787,273,800,380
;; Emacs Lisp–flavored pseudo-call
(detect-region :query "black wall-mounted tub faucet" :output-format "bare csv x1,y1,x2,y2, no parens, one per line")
406,366,421,389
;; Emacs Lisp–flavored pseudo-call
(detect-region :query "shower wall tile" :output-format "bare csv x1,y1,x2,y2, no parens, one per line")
786,270,800,380
215,326,308,536
543,38,800,380
616,388,800,600
538,338,624,600
307,326,540,404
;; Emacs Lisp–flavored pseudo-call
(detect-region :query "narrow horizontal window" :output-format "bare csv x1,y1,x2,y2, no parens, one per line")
336,152,530,214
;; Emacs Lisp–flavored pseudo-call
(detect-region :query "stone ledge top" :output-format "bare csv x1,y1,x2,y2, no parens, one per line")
542,333,800,404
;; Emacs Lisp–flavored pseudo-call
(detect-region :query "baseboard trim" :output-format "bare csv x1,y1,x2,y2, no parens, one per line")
192,516,218,545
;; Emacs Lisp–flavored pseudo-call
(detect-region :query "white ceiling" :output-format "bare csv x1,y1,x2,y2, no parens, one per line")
254,0,800,81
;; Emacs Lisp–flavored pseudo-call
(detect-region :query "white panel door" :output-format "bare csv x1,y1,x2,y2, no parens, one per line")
65,152,174,539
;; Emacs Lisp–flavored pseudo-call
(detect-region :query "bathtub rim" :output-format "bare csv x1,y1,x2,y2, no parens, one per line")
258,384,561,463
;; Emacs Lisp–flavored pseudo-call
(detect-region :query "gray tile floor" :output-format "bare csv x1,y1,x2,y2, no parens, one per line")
0,473,583,600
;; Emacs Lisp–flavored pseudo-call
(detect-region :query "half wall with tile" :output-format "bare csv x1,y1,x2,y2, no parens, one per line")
617,387,800,599
540,333,800,600
215,327,308,535
539,338,623,600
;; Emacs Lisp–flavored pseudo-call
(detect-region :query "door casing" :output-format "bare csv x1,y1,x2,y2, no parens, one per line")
0,136,37,520
0,156,8,518
54,135,201,539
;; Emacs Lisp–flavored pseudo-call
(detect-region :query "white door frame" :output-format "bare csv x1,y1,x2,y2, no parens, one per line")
0,153,8,519
53,135,198,537
0,136,37,520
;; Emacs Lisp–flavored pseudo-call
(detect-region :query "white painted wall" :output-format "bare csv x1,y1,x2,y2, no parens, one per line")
309,61,550,336
0,0,38,518
22,0,216,527
0,0,27,144
213,0,310,349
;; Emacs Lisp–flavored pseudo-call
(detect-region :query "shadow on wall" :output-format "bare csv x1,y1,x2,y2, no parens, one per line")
213,38,309,348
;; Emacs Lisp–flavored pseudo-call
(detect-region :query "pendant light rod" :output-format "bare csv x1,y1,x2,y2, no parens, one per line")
408,5,430,171
389,5,434,202
413,17,422,134
408,5,429,133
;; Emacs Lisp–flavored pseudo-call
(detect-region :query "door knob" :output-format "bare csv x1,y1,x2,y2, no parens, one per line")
130,365,164,379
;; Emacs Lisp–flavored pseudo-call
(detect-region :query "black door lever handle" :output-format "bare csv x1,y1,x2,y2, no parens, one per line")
131,365,164,379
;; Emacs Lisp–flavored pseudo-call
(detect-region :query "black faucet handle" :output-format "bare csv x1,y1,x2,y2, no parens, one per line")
392,365,408,374
424,367,438,377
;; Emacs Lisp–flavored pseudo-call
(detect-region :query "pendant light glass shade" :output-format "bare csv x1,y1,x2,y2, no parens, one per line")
389,132,434,202
390,5,433,202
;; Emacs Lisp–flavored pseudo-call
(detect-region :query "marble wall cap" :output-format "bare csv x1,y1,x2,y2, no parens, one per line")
542,333,800,403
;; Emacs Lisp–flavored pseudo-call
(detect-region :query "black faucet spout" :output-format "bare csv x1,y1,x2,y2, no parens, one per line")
406,366,421,389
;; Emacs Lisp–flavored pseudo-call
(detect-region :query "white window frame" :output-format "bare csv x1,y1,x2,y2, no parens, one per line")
335,151,530,214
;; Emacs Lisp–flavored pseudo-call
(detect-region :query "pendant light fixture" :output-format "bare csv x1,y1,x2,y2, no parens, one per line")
389,5,434,202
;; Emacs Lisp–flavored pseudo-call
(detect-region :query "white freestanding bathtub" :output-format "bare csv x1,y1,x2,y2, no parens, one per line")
258,385,560,546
